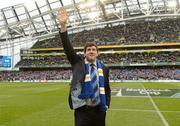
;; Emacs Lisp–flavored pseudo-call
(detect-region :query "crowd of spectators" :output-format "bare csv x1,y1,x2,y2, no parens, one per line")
110,68,180,80
31,35,62,49
99,51,180,64
0,68,179,81
32,34,74,48
0,70,71,81
32,19,180,48
16,51,180,67
15,56,69,67
8,19,180,82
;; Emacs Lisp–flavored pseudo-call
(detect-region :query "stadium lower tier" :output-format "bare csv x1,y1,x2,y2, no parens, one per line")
0,67,179,81
15,51,180,68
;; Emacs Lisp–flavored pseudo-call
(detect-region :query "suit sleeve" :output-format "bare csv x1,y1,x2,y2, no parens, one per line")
105,67,111,108
59,31,80,64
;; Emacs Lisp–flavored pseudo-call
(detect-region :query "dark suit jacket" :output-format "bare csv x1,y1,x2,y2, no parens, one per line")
60,31,111,110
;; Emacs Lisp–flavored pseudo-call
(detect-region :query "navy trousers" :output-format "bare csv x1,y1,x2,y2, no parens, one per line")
74,105,106,126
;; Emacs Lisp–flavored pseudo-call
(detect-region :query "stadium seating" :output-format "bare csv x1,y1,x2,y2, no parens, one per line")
31,19,180,48
5,18,180,81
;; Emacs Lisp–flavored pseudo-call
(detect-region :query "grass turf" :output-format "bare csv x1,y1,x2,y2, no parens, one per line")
0,82,180,126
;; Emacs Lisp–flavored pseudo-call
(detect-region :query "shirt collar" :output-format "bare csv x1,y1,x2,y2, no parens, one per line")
85,59,97,67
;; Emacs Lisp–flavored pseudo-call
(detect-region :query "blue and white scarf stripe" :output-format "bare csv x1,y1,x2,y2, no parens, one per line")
97,64,106,112
78,60,107,112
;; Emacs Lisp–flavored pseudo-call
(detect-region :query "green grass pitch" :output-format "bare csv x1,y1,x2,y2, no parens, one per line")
0,82,180,126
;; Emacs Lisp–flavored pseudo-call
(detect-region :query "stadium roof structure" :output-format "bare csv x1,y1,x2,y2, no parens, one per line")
0,0,180,46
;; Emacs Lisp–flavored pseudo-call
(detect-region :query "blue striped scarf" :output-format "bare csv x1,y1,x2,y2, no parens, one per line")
78,60,107,112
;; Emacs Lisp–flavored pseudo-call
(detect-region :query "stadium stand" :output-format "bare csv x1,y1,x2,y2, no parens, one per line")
0,1,180,82
15,51,180,67
0,67,179,81
31,19,180,48
9,18,180,82
0,69,71,81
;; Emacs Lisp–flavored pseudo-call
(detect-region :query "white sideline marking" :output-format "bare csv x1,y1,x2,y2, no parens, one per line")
112,95,180,99
109,108,180,113
140,83,169,126
116,89,122,96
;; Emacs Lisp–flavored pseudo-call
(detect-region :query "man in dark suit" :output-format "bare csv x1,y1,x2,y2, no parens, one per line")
58,7,111,126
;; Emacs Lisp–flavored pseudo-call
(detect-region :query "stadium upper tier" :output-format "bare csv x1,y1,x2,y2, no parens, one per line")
31,19,180,48
0,0,180,44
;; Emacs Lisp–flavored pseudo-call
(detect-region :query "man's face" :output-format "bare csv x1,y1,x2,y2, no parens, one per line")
84,46,98,63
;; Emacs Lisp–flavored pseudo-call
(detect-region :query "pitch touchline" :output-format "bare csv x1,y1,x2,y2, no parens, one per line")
140,83,169,126
109,108,180,113
112,96,179,98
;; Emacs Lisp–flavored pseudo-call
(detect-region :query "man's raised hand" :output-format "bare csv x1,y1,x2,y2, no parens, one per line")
57,7,68,32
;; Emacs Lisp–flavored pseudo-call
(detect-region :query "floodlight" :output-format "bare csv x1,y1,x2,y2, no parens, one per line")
79,0,97,9
0,29,6,34
88,12,99,20
23,0,36,11
100,0,107,3
0,29,6,37
167,1,177,7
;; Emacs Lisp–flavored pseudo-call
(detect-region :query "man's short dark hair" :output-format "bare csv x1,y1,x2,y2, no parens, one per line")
84,42,98,53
